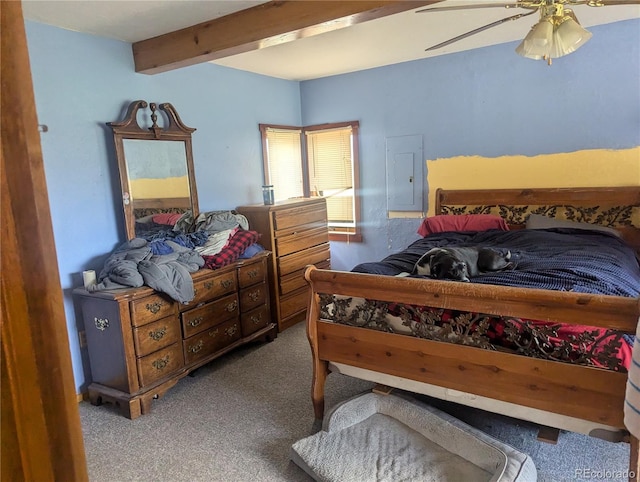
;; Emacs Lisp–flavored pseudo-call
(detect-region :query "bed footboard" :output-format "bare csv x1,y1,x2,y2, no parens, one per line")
304,265,639,428
306,282,329,419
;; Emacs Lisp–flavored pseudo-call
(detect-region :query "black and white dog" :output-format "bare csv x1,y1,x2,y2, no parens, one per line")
413,247,515,282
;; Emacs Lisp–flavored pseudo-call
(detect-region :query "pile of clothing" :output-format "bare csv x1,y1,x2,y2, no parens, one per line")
90,210,263,303
88,237,204,304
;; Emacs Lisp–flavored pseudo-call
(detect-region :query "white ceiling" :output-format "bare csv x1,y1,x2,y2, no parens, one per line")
21,0,640,81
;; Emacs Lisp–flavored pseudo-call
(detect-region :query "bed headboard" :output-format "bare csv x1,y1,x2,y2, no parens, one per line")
435,187,640,253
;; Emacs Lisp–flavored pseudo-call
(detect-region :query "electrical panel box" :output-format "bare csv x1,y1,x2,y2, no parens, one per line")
386,135,424,212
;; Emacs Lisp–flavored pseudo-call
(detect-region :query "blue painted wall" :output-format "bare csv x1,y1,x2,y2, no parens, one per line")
25,19,639,391
300,19,640,270
25,21,301,390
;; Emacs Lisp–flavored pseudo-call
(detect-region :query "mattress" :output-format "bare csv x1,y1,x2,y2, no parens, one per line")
352,228,640,297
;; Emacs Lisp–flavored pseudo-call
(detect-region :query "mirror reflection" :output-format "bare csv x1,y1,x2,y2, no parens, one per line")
123,139,191,212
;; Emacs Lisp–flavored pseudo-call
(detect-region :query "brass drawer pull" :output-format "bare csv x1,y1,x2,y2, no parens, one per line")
146,302,163,314
225,324,238,337
152,355,169,370
226,301,238,313
209,328,219,338
221,279,233,289
204,281,214,289
250,314,262,325
248,269,259,279
188,340,204,353
248,290,260,302
189,316,204,327
149,327,167,341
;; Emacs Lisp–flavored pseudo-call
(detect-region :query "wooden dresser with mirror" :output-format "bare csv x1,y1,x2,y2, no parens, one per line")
73,101,277,419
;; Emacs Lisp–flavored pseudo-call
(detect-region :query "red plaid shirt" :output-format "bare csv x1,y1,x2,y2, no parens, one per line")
202,229,260,269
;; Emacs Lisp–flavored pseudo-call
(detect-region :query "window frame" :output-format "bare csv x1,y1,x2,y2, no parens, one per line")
259,121,362,242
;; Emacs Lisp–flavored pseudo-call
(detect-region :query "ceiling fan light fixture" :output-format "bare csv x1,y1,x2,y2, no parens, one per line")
515,8,593,65
551,15,593,57
525,18,553,47
515,18,553,59
515,40,545,60
422,0,607,66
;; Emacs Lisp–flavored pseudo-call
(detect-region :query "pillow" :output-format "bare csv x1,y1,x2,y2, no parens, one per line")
417,214,509,237
152,212,183,226
526,214,621,238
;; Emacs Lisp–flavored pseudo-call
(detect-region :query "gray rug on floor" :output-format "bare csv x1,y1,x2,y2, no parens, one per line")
79,321,632,482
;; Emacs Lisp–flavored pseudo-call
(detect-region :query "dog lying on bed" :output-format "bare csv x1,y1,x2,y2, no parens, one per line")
413,247,515,282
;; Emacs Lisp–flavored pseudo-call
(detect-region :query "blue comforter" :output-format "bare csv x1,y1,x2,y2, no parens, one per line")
352,228,640,297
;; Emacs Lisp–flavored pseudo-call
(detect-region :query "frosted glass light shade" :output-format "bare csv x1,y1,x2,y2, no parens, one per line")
515,20,553,59
515,15,592,63
515,41,544,60
551,17,592,58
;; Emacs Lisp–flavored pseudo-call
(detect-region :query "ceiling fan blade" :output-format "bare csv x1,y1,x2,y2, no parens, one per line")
569,0,640,4
425,10,537,51
586,0,640,5
416,3,523,13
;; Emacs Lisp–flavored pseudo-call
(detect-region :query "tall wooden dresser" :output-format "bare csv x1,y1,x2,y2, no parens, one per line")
236,198,331,331
73,251,276,419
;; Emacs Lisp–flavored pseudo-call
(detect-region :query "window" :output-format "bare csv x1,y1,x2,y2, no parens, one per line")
261,126,304,200
260,121,361,242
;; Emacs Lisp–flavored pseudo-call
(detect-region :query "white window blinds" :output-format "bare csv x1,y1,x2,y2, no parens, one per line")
306,127,354,226
264,128,304,201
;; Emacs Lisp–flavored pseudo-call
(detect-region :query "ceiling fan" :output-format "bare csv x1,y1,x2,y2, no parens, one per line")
417,0,640,65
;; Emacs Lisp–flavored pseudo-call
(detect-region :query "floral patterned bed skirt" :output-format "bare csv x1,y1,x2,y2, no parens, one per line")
319,294,632,372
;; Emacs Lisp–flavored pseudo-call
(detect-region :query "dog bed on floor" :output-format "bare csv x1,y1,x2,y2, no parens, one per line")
291,392,537,482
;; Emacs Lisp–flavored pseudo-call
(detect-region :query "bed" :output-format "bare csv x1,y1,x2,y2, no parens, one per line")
304,186,640,476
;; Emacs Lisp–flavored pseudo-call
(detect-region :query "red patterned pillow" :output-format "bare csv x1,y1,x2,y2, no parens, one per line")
417,214,509,237
152,212,183,226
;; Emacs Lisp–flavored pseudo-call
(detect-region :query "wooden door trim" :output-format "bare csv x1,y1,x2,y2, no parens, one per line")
1,2,89,480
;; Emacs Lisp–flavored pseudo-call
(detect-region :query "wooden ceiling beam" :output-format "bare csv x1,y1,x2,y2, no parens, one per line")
133,0,444,74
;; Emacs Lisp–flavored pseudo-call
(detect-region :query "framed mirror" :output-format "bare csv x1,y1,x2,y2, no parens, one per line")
108,100,199,239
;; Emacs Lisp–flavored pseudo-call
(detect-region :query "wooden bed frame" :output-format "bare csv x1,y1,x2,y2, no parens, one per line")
305,186,640,476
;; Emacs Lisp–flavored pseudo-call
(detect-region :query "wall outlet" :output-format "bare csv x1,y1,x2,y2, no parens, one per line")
78,330,87,348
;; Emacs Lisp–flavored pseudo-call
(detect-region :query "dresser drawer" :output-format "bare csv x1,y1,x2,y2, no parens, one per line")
275,226,329,257
130,294,177,327
278,243,330,277
183,318,241,365
190,270,237,307
239,282,268,312
280,287,310,320
273,201,327,231
240,305,270,337
137,342,184,387
181,293,239,338
238,261,266,289
133,315,181,357
280,260,330,295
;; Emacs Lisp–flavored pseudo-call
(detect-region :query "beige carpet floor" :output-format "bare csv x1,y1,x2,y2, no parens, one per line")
79,321,631,482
